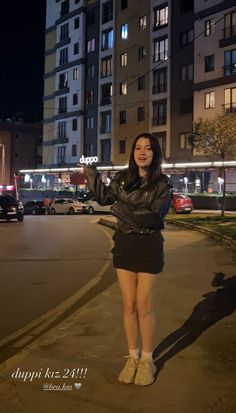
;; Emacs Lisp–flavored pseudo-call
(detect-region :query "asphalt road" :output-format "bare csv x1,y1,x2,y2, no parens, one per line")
0,215,115,342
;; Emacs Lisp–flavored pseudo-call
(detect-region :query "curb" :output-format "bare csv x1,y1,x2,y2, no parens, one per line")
165,218,236,250
98,217,236,251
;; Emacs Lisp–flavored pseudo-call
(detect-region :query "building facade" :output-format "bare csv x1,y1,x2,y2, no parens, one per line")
43,0,236,169
0,122,42,186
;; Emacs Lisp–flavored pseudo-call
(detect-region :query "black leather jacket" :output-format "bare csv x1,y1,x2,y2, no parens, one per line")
84,166,172,234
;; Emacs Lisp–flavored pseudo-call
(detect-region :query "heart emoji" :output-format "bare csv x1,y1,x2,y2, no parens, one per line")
74,383,82,390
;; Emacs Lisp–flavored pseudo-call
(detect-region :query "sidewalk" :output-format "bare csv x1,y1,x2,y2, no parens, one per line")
0,220,235,413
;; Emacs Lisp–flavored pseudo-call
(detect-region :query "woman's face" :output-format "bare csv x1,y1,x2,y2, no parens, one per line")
134,137,153,172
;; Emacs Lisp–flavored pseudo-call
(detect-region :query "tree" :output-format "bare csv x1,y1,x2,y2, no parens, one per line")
190,114,236,217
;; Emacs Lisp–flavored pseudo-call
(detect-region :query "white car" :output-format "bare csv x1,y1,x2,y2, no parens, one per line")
85,199,112,214
50,198,85,215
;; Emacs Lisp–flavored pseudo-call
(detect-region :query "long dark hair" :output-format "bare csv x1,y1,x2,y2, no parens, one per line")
127,133,163,190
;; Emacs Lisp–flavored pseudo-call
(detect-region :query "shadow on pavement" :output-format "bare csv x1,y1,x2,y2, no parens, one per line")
153,272,236,376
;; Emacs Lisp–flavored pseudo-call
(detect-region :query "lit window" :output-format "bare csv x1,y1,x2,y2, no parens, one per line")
205,91,215,109
154,5,168,28
179,133,192,150
120,82,127,95
153,37,168,62
139,16,147,31
120,53,128,66
121,24,128,39
87,38,95,53
205,19,215,36
73,68,79,80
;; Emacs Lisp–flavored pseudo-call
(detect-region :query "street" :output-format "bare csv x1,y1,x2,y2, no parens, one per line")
0,216,236,412
0,215,115,349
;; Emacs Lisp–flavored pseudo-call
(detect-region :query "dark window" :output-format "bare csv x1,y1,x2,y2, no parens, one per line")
72,144,77,157
61,0,69,17
59,97,67,114
72,118,78,130
59,48,68,65
205,54,215,72
180,0,194,14
180,63,193,80
101,56,112,78
57,146,66,164
121,0,128,10
153,68,167,94
74,17,80,29
75,0,80,3
138,76,145,91
58,121,66,138
180,98,193,115
224,49,236,76
73,94,78,105
60,23,69,41
119,110,126,124
102,1,113,24
137,107,145,121
87,13,95,26
138,46,146,60
101,139,111,161
87,65,95,78
152,100,167,126
101,83,112,105
74,42,79,55
180,30,194,47
100,111,112,133
119,140,126,154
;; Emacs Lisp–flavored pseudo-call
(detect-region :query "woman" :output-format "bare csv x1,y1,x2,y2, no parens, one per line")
83,133,172,386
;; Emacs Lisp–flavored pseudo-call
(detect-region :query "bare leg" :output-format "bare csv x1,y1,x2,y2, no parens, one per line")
136,273,158,353
116,268,138,350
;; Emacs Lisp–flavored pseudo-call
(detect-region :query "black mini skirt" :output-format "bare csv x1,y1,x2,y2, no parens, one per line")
111,230,164,274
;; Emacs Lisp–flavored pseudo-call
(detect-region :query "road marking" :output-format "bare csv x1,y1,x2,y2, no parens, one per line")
0,221,114,372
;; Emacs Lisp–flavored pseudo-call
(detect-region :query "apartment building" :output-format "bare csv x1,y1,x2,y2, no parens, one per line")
194,0,236,153
43,0,236,170
0,122,42,185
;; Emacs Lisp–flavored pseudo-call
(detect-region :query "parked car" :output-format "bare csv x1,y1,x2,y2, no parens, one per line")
0,194,24,222
171,193,193,213
84,199,112,215
50,198,86,215
24,200,46,215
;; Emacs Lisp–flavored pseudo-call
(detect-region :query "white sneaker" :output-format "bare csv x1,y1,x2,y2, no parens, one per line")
134,358,156,386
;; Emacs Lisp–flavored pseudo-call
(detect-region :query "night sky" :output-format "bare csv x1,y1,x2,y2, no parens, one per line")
0,0,46,123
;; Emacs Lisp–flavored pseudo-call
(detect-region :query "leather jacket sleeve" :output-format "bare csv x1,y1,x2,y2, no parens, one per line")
132,177,172,228
83,165,118,205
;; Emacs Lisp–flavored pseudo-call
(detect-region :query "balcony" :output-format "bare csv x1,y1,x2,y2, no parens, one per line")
223,25,236,39
223,64,236,76
153,52,168,63
152,117,166,126
57,157,66,164
152,84,167,94
220,25,236,47
222,103,236,115
58,107,67,114
100,125,111,134
58,82,68,90
102,13,113,24
100,97,112,106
